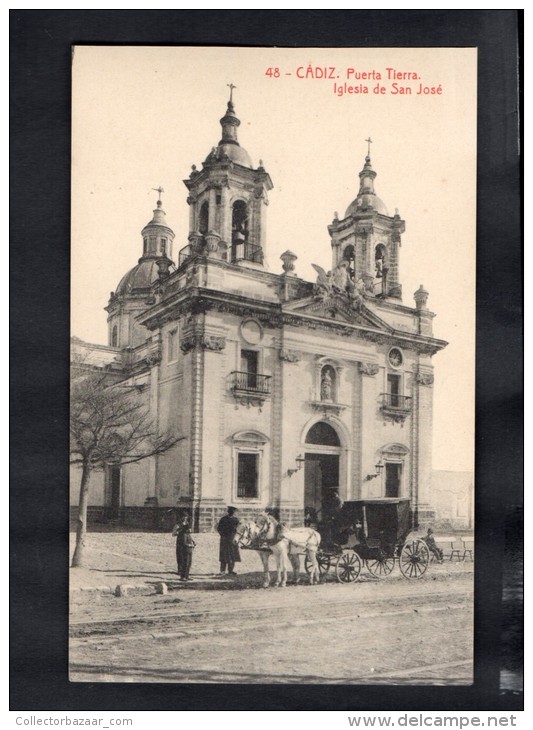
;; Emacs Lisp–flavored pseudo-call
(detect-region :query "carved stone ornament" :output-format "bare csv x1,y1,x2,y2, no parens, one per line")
202,335,226,352
279,349,301,363
309,401,347,417
416,371,434,386
359,362,379,376
233,394,267,410
180,333,226,353
180,333,197,354
145,352,162,367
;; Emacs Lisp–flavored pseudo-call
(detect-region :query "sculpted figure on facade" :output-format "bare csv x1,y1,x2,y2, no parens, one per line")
320,368,334,401
332,260,351,293
311,263,334,299
359,362,380,377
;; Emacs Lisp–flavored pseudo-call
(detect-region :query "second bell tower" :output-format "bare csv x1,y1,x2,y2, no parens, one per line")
183,87,273,267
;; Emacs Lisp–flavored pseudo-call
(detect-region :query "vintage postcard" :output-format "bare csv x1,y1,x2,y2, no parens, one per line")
70,46,476,685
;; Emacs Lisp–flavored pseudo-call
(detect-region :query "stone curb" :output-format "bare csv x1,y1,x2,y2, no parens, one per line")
69,582,161,596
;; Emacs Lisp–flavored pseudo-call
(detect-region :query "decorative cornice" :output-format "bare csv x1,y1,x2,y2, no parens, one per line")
359,362,379,376
138,289,446,356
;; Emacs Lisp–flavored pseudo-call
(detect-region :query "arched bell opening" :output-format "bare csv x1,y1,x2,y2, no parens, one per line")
343,244,356,281
199,201,209,235
231,200,250,262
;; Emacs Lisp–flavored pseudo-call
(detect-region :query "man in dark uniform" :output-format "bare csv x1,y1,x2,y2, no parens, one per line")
172,513,192,578
217,506,241,575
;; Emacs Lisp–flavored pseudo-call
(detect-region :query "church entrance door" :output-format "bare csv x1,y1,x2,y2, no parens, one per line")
304,453,340,518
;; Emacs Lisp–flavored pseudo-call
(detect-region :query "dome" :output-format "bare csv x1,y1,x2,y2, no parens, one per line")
345,192,389,218
204,142,253,169
219,142,253,168
115,259,176,296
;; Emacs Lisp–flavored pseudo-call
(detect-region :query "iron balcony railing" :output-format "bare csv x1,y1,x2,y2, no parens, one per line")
380,393,412,411
231,371,271,394
231,242,263,264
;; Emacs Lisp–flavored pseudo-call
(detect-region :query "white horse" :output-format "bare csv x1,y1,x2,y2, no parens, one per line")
236,515,321,588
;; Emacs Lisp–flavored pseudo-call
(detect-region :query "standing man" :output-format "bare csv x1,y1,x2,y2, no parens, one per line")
172,513,196,581
172,513,190,578
217,506,241,575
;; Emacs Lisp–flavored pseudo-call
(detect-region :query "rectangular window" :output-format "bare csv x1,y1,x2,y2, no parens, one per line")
385,463,401,497
387,373,401,407
237,452,258,498
168,329,178,362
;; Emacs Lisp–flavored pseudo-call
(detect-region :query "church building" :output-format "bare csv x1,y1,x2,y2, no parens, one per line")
71,91,447,532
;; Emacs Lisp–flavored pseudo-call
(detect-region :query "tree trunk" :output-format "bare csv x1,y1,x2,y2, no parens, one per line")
71,459,91,568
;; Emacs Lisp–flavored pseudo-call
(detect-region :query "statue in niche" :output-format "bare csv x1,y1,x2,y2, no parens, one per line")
321,368,334,401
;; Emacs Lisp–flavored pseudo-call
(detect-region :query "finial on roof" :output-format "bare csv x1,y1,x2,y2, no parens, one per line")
227,82,236,106
365,136,373,158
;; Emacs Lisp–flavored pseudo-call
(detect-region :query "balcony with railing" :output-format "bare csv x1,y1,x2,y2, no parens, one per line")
231,370,271,407
231,242,264,265
380,393,412,423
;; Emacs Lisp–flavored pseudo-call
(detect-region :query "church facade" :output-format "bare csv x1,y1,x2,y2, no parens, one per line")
71,93,447,532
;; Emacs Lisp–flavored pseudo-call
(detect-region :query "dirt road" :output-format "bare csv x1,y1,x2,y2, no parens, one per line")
70,566,473,684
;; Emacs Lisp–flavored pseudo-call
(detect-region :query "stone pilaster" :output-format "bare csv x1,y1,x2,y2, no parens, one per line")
270,340,283,507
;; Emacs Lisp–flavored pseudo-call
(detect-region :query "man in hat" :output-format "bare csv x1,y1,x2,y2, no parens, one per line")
423,527,444,563
216,506,241,575
172,513,195,580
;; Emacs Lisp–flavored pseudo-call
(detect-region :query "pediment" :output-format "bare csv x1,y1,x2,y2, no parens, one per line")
283,294,393,332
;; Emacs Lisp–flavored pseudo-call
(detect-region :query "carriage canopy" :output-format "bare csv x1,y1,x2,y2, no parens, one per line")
341,498,412,546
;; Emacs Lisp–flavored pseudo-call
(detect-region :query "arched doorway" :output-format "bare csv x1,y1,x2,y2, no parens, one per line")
303,421,342,518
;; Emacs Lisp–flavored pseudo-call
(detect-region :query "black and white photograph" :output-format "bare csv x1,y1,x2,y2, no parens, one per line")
68,46,477,685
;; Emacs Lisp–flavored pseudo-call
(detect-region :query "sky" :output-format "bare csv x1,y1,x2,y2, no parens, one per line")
72,46,477,472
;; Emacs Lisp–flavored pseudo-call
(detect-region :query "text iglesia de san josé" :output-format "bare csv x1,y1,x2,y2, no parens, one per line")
71,90,449,533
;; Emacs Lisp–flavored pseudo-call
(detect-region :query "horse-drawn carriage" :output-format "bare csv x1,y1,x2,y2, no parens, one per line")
306,498,430,583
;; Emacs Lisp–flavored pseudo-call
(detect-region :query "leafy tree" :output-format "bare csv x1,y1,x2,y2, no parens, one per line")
70,363,182,567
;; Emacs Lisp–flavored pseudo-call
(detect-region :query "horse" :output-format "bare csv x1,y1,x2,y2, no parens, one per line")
236,515,321,588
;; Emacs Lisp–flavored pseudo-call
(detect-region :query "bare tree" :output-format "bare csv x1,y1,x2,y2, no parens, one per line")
70,363,183,567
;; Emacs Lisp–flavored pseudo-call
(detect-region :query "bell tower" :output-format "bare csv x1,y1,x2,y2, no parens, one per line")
328,142,405,299
106,189,175,349
183,86,273,268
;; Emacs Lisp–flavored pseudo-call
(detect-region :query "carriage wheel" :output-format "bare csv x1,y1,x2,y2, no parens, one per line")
335,551,362,583
399,540,430,579
366,555,396,578
305,553,330,576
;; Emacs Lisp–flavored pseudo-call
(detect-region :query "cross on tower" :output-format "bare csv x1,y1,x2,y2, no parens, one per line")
152,186,164,203
227,83,236,103
365,137,373,156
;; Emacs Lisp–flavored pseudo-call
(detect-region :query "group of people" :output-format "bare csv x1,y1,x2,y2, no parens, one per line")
171,505,242,581
172,497,445,580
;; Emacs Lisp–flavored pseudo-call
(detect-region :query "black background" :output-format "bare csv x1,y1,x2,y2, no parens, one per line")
10,10,523,712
